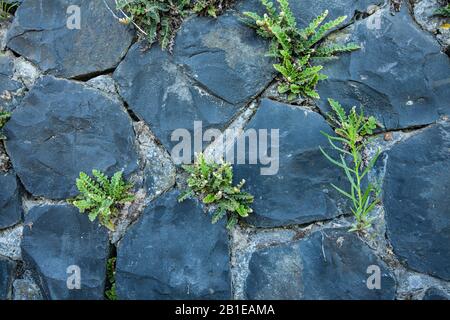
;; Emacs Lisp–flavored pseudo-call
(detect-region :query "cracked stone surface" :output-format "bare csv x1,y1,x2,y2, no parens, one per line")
116,189,231,300
0,0,448,301
0,225,22,260
114,43,242,155
0,53,24,111
316,6,450,130
244,228,396,299
383,121,450,281
233,99,349,227
4,76,139,199
21,204,109,300
0,256,16,300
174,12,276,105
0,171,22,229
6,0,134,79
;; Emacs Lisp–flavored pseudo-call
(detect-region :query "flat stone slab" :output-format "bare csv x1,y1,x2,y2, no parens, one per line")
0,256,16,300
316,6,450,130
384,121,450,280
116,189,231,299
114,43,241,155
21,204,109,300
244,228,396,299
233,99,348,227
173,12,276,105
422,287,450,300
6,0,134,78
0,172,22,229
4,76,138,199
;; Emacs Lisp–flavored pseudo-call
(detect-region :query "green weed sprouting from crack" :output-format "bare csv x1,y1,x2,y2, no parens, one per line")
70,170,135,231
114,0,234,49
179,153,254,229
115,0,191,49
0,1,17,21
434,4,450,17
105,257,117,300
192,0,234,17
0,110,11,140
319,99,382,232
243,0,360,100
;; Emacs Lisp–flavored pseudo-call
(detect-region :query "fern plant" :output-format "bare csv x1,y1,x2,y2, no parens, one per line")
0,0,17,21
0,110,11,140
71,170,135,231
179,153,254,229
192,0,234,17
243,0,359,100
116,0,191,49
105,257,117,300
319,99,381,232
434,4,450,17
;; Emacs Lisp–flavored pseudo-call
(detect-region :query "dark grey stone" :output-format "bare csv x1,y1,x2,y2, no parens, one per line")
236,0,379,28
384,122,450,280
21,204,110,300
4,76,138,200
233,99,349,227
114,43,241,155
116,189,231,300
6,0,134,78
0,256,16,300
173,13,276,105
422,287,450,300
0,172,22,229
316,6,450,130
245,228,396,299
0,53,23,112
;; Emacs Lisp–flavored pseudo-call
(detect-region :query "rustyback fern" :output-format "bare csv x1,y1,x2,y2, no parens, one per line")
320,99,381,232
71,170,135,231
179,153,254,229
434,4,450,17
192,0,234,17
243,0,359,100
116,0,191,49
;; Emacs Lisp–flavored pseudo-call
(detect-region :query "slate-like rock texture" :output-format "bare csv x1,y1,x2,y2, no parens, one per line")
422,287,450,300
116,189,231,300
0,53,23,111
21,204,109,300
114,43,241,155
174,12,276,105
6,0,134,78
233,99,348,227
0,256,16,300
0,172,22,229
245,228,396,299
384,122,450,280
4,76,138,199
316,6,450,130
236,0,378,28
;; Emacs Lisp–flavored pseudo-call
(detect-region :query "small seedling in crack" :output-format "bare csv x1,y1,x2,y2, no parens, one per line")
0,0,17,21
319,98,381,232
179,153,254,229
70,170,135,231
105,257,117,300
0,110,11,140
